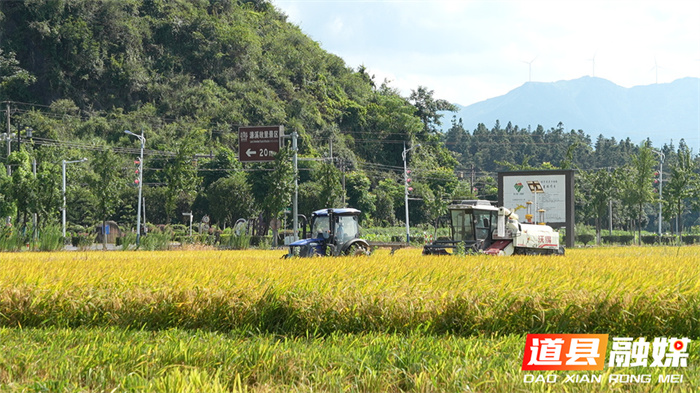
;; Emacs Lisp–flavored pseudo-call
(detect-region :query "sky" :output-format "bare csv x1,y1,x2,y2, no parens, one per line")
271,0,700,107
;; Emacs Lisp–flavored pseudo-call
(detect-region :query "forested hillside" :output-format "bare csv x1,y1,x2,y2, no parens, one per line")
0,0,698,240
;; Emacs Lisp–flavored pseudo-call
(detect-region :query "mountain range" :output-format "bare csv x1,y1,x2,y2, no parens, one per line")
447,76,700,148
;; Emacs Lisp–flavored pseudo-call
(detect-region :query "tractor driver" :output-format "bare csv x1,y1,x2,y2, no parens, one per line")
336,221,345,243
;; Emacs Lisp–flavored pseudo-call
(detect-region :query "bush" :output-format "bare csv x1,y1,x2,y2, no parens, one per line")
659,235,675,245
577,234,595,246
71,233,93,250
0,226,24,252
229,234,251,250
170,224,188,237
250,236,271,247
641,235,658,245
119,233,138,250
140,232,171,251
602,235,618,244
618,235,635,245
682,235,700,244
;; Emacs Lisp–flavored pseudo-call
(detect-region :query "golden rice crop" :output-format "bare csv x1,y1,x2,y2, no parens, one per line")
0,246,697,336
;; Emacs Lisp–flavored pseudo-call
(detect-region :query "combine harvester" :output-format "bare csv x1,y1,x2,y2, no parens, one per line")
423,200,564,256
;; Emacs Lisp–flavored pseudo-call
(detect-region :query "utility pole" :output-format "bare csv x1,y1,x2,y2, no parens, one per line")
292,131,299,241
652,149,664,236
608,168,613,236
125,130,145,246
470,163,475,195
402,142,420,243
341,158,346,206
142,196,147,236
6,102,11,176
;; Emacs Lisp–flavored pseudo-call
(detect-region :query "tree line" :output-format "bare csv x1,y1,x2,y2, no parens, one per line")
1,0,698,244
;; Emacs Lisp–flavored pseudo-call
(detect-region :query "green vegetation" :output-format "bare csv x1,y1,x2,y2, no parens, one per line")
0,247,698,392
2,328,696,393
0,0,698,248
1,248,698,337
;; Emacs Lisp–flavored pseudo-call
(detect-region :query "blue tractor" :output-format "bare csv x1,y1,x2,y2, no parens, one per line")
286,208,370,257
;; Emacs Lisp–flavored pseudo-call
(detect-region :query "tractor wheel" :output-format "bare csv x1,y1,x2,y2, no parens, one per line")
345,243,369,257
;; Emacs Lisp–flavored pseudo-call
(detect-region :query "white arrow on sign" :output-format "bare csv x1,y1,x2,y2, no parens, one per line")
246,148,256,157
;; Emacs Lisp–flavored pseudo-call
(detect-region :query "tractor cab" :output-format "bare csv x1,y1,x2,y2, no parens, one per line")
287,208,370,257
424,200,498,255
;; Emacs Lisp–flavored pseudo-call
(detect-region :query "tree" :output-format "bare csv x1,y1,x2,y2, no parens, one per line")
162,128,204,222
0,49,35,99
87,148,124,249
199,147,240,190
422,186,447,232
249,148,294,233
622,145,657,244
580,168,620,245
345,171,376,222
33,161,62,229
0,169,14,221
663,142,699,238
315,162,344,209
7,150,36,229
374,178,402,226
409,86,456,134
207,172,256,228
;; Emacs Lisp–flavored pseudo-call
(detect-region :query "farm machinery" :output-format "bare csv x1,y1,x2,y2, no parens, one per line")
286,208,371,257
423,200,564,256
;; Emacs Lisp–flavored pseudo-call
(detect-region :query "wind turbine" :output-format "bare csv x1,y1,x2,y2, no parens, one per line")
650,56,660,84
588,51,597,78
523,56,537,82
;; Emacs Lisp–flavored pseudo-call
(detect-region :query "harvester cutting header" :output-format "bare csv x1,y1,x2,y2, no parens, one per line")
423,200,565,256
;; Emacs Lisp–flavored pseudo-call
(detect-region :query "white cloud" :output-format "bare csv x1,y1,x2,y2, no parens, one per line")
272,0,700,105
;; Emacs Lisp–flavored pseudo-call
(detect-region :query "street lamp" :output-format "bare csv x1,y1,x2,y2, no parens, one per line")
62,158,88,238
402,142,420,243
125,130,145,246
651,149,664,236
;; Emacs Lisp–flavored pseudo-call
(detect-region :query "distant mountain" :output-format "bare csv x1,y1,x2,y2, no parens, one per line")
446,76,700,147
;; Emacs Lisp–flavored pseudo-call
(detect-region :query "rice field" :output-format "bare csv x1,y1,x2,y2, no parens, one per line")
0,246,697,392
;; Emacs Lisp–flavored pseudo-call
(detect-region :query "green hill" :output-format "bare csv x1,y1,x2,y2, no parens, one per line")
0,0,697,237
0,0,458,230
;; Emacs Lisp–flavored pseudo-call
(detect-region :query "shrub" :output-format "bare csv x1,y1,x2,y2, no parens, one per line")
37,225,64,252
140,232,171,251
618,235,635,245
577,234,595,246
226,233,251,250
71,233,93,250
602,235,618,244
119,232,138,250
0,226,24,252
682,235,700,244
641,235,658,245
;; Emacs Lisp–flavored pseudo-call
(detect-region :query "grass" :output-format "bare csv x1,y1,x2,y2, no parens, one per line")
0,327,696,392
0,247,697,336
0,246,697,391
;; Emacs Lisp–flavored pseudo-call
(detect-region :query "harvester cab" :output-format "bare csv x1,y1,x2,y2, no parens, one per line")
286,208,370,257
423,200,564,256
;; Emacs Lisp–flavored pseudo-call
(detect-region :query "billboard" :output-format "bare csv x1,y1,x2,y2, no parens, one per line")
498,170,575,247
